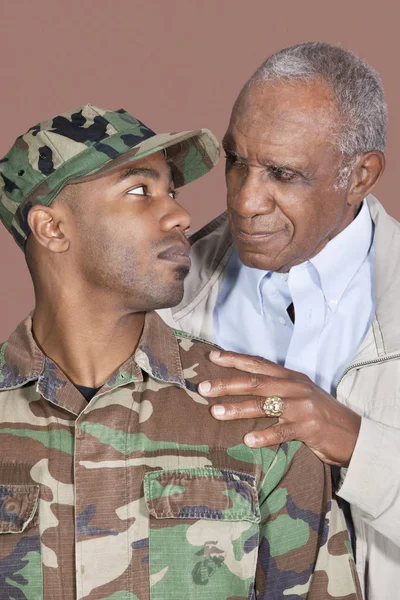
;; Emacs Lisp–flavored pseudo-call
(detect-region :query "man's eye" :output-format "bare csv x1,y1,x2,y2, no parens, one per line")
225,153,247,173
127,186,146,195
169,190,178,199
224,152,236,164
270,167,296,182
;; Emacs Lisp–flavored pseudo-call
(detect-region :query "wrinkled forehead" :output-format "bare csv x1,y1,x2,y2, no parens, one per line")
227,79,339,150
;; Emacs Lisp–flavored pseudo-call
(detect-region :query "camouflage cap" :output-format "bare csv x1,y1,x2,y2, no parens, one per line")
0,104,220,249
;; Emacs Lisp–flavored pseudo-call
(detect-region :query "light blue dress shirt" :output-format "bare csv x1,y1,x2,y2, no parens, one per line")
214,201,376,395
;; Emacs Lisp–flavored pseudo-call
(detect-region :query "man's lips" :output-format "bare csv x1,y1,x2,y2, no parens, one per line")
234,229,283,242
157,243,191,266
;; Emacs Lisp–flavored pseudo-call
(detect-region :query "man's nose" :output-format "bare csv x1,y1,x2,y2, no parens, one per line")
159,195,191,233
231,171,275,218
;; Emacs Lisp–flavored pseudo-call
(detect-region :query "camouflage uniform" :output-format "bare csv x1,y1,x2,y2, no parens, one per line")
0,310,361,599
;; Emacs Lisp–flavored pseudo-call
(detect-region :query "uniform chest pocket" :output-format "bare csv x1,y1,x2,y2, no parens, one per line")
144,467,260,600
0,482,43,600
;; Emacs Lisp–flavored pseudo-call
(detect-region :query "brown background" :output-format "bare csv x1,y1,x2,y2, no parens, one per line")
0,0,398,340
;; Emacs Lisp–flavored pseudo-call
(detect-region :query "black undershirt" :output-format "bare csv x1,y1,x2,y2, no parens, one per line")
75,384,101,402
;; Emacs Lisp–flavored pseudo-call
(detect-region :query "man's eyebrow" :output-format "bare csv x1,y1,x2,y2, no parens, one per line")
115,167,173,185
222,139,245,161
222,139,307,173
263,160,303,172
221,138,234,152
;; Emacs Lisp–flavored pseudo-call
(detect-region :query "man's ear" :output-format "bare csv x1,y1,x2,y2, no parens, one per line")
27,204,70,253
347,150,385,206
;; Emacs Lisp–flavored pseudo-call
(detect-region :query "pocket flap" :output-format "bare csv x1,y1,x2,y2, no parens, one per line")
144,467,260,523
0,483,39,533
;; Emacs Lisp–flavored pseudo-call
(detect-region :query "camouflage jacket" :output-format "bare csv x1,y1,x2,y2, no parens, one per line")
0,311,361,599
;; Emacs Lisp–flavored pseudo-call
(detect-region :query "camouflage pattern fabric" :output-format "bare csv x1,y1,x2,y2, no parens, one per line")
0,104,219,249
0,311,361,599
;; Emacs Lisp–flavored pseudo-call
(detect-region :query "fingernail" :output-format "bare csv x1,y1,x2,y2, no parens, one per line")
210,350,220,359
199,381,211,394
212,405,225,417
244,434,257,447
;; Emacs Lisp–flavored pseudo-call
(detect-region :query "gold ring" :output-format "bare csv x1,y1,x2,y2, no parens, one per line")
262,396,284,418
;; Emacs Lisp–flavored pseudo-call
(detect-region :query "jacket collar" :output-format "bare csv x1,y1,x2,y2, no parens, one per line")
363,195,400,358
172,211,233,319
0,311,186,414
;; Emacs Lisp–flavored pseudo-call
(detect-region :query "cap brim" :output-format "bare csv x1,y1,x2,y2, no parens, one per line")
76,128,220,188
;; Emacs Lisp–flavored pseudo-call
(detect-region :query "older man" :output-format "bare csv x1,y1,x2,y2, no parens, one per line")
159,43,398,599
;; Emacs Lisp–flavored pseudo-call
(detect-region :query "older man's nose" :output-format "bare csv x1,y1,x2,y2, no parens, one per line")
233,177,275,218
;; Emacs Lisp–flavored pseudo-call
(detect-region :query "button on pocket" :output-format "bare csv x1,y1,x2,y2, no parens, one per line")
144,467,260,600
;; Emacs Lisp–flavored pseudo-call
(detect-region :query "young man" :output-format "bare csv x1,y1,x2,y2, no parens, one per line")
0,104,360,599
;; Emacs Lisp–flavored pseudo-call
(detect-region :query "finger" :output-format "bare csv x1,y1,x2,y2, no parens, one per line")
211,396,309,424
211,398,267,420
244,424,299,448
211,397,305,423
199,374,310,398
208,349,308,381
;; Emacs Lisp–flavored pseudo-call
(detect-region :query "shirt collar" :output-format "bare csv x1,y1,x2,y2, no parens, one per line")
132,310,185,387
308,200,373,312
0,311,186,413
232,200,373,315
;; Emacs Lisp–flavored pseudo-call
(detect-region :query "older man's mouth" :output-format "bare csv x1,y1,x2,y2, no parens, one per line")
235,229,283,242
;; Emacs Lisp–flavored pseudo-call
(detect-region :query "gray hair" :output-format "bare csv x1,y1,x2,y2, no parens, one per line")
248,42,387,187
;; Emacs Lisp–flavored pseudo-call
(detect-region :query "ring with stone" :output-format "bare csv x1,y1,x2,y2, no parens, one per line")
262,396,284,418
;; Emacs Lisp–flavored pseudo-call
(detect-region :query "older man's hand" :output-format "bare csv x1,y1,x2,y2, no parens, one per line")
198,350,361,467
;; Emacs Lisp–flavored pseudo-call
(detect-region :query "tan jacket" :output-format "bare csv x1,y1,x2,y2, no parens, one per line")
159,195,400,600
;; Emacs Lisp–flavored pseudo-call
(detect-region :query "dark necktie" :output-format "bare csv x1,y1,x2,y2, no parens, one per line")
287,302,295,324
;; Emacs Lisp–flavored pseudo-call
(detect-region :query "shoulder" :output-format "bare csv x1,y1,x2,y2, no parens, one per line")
189,211,229,246
0,340,7,363
170,330,324,484
368,194,400,240
173,328,220,350
0,341,10,387
187,211,232,272
173,328,223,376
174,328,225,381
171,213,233,315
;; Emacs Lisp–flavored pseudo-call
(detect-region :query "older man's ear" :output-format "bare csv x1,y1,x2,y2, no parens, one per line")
347,151,385,206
